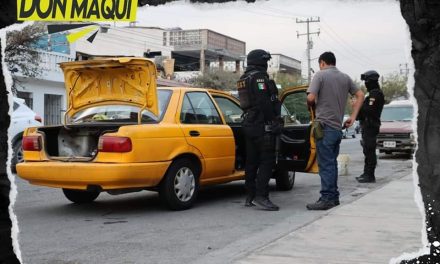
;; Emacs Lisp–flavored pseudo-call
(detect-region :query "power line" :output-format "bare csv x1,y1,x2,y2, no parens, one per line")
314,36,369,68
318,30,371,66
320,21,377,66
104,31,173,51
111,27,165,42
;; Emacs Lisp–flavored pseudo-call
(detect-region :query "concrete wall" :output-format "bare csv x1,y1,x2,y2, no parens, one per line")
16,78,66,124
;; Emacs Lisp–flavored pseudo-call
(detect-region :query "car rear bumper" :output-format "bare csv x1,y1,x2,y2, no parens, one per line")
376,138,416,152
16,161,171,190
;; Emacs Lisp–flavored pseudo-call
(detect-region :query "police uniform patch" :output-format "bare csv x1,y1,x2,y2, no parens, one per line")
257,79,266,90
237,80,246,89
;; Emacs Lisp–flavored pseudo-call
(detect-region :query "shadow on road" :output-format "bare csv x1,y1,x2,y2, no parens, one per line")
26,182,271,215
378,153,413,160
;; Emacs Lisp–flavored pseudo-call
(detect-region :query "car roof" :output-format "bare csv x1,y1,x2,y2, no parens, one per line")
387,100,413,107
157,87,234,97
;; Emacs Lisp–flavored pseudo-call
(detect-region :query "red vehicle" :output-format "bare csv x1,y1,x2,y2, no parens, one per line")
376,100,416,155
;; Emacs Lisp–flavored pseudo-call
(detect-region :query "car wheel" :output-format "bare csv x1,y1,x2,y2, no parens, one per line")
159,159,199,210
62,189,100,204
275,170,295,191
352,133,356,139
11,140,23,173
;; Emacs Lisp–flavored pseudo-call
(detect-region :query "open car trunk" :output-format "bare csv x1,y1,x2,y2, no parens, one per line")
38,124,123,161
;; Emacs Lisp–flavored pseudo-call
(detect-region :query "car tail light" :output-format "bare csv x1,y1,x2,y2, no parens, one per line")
34,115,42,123
22,136,41,151
98,136,132,153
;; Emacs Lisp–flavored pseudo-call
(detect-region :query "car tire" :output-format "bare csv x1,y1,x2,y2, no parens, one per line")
352,133,356,139
275,170,295,191
62,189,100,204
159,158,200,210
11,140,23,173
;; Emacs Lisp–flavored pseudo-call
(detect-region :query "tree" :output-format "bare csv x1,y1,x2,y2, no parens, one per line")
346,73,409,113
191,69,241,91
5,23,45,94
381,73,409,103
274,72,305,89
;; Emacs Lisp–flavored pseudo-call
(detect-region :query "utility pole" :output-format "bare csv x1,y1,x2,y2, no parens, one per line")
296,17,320,84
399,63,409,79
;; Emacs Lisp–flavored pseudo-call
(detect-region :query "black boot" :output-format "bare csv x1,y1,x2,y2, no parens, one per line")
355,173,367,181
253,196,279,211
357,175,376,183
244,195,255,207
306,199,339,210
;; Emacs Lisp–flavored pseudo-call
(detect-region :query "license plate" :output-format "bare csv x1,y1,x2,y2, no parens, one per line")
383,141,396,148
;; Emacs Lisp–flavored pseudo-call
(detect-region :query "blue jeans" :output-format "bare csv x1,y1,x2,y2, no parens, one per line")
316,124,342,202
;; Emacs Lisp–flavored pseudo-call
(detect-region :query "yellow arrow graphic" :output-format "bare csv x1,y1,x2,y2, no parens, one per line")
66,26,99,43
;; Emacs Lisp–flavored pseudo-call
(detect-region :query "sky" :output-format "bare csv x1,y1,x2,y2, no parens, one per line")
130,0,410,80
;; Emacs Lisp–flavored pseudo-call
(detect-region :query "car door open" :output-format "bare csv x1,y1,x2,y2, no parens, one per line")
277,86,318,173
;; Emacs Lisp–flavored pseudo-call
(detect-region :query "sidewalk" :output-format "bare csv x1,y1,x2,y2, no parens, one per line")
236,174,423,264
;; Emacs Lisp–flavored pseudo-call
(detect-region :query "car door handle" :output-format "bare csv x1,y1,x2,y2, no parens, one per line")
189,130,200,137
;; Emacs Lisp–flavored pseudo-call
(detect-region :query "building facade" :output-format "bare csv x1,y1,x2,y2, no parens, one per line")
76,26,246,76
15,45,74,125
268,54,302,77
13,25,300,125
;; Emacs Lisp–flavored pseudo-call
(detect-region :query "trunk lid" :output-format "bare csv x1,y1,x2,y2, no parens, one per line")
60,58,158,123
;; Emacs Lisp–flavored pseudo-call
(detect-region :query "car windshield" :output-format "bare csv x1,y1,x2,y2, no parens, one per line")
70,90,172,124
381,106,414,122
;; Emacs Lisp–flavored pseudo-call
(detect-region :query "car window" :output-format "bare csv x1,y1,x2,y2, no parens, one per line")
213,96,243,124
282,91,310,125
181,95,197,124
70,90,172,123
381,106,414,122
180,92,222,125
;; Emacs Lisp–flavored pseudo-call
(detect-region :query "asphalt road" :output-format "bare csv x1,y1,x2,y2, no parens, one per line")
13,136,413,264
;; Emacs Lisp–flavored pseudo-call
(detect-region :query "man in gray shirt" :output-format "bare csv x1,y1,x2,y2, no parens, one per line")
306,51,364,210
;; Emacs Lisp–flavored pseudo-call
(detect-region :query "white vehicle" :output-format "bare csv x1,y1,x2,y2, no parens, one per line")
342,114,356,139
9,97,42,172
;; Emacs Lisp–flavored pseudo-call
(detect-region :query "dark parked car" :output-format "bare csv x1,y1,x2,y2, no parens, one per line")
376,100,415,155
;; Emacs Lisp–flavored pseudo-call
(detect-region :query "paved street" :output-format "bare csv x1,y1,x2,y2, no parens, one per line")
13,137,416,264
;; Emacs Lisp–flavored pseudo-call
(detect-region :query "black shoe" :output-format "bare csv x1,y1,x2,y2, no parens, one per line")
306,199,339,210
355,174,366,181
244,196,255,207
253,197,279,211
357,176,376,183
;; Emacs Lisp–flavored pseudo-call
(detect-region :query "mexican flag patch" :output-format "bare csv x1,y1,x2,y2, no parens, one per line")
258,82,266,90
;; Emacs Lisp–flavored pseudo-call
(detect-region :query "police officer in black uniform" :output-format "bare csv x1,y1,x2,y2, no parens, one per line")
356,70,385,183
237,49,282,211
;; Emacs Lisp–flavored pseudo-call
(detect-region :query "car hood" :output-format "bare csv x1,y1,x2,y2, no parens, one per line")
60,58,158,121
380,121,413,133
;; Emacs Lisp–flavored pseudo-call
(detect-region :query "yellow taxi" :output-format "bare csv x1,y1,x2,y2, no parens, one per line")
17,58,317,210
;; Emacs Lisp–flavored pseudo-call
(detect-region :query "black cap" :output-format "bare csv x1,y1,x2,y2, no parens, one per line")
247,49,272,67
361,70,380,82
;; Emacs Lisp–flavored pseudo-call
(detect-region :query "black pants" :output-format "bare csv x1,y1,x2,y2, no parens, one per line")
244,132,276,198
361,126,379,177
